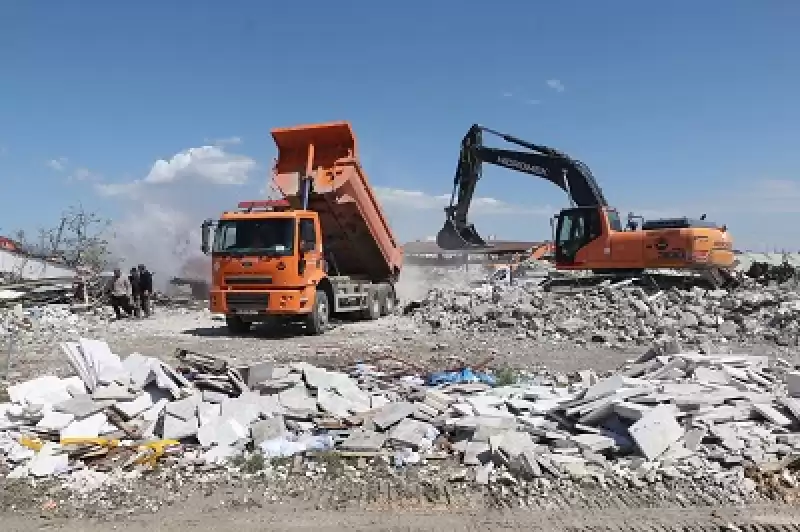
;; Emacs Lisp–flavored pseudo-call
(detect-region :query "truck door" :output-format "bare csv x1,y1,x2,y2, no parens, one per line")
298,218,323,279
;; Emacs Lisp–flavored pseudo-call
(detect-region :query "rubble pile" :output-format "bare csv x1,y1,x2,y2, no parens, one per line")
413,283,800,347
2,337,800,504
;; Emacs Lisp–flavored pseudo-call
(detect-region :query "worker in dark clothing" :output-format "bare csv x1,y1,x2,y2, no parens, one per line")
129,267,141,318
137,264,153,317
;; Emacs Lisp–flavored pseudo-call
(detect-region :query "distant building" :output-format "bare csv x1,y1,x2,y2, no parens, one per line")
0,236,19,252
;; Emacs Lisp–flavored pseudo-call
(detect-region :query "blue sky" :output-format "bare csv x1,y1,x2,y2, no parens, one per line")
1,0,799,275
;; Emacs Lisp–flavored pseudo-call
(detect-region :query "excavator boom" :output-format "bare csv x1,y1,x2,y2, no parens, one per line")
437,125,607,250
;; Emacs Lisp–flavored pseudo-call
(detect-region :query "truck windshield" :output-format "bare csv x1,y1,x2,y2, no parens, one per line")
212,219,295,256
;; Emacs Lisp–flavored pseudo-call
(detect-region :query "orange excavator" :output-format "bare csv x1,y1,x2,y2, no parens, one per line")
437,125,736,287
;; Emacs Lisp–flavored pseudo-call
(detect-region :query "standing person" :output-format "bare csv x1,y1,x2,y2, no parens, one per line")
129,267,141,318
108,268,133,320
138,264,153,317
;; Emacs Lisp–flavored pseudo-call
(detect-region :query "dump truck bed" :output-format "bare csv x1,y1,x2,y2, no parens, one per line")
271,121,403,282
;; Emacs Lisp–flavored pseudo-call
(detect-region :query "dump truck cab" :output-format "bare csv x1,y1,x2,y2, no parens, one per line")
202,121,403,335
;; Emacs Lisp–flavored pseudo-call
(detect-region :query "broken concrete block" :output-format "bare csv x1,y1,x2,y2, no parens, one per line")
166,395,200,421
113,393,154,420
162,413,199,440
237,361,274,388
340,430,386,451
251,416,286,445
317,389,354,419
510,450,542,479
628,404,684,461
202,389,229,404
463,441,491,465
571,433,617,452
92,383,137,401
389,418,437,449
60,412,108,439
197,418,248,447
787,372,800,398
752,403,792,426
54,395,110,419
198,401,222,426
36,411,75,431
278,385,317,412
372,401,416,430
221,394,263,427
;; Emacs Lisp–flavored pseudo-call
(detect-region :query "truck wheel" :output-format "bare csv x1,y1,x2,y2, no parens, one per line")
380,286,396,316
362,289,382,321
226,315,251,335
306,289,329,335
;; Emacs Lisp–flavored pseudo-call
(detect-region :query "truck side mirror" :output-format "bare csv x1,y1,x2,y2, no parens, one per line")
201,219,213,255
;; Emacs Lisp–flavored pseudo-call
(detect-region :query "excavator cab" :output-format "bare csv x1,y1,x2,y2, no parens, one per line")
553,207,605,265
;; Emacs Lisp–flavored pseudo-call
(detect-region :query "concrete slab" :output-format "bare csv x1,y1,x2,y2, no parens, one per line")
389,418,437,449
54,395,111,418
166,395,201,421
60,411,108,439
202,389,229,404
372,401,416,430
571,433,617,452
339,430,386,451
251,416,286,445
197,417,248,447
788,372,800,398
36,411,75,431
198,401,222,426
162,413,199,440
278,385,317,412
463,441,491,465
113,393,153,420
221,394,263,427
753,403,792,426
92,383,137,401
317,389,354,419
628,404,684,460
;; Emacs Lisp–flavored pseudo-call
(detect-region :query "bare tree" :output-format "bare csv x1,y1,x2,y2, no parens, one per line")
9,205,114,279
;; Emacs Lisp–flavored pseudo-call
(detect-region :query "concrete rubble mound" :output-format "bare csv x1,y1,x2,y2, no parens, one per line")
2,336,800,499
412,282,800,347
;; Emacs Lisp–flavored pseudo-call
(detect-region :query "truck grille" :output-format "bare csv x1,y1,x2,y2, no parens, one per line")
226,292,269,312
225,276,273,286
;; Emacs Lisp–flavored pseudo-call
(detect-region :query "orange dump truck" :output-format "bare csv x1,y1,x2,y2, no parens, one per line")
201,121,403,335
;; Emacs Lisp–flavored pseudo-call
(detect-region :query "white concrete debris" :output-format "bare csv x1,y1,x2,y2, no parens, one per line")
3,335,800,492
411,280,800,347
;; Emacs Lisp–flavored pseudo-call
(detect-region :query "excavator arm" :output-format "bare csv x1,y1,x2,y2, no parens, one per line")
437,124,608,250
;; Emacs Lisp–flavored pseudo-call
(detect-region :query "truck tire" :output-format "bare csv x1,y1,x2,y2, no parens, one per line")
305,289,329,335
380,286,396,316
226,315,251,335
361,288,382,321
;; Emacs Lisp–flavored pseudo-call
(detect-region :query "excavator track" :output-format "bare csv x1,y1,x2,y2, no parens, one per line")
541,267,738,293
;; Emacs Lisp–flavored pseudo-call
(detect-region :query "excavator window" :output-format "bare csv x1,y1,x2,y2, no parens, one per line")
555,207,603,264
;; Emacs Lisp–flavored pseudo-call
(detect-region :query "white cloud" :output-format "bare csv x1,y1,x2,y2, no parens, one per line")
145,145,255,185
525,99,542,106
546,79,565,93
47,157,68,171
501,91,514,98
96,144,256,199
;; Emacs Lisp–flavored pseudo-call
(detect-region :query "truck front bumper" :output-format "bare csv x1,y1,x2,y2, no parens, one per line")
209,287,314,316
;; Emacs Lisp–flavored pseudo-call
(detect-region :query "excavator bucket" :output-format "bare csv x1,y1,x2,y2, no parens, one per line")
270,121,357,176
436,219,488,250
